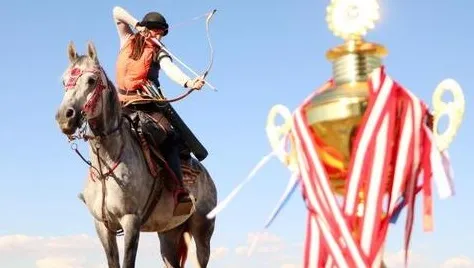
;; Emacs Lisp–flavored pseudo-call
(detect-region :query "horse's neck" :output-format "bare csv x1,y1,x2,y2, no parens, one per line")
88,78,125,163
88,123,125,164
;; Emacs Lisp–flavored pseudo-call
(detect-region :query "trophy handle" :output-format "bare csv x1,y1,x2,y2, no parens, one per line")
266,104,298,172
432,78,465,152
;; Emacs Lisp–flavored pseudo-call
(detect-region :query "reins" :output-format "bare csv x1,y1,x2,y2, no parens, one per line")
65,65,127,235
69,117,126,236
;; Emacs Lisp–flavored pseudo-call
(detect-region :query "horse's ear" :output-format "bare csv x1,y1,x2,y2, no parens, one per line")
67,41,78,63
86,41,98,62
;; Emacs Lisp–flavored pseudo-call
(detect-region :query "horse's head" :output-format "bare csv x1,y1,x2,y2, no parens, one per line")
56,41,117,136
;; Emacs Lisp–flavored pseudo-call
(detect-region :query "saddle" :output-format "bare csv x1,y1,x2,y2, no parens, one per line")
122,108,201,221
125,108,201,186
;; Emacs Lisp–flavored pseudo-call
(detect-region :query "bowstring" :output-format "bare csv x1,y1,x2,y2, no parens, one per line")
169,11,211,30
154,9,217,92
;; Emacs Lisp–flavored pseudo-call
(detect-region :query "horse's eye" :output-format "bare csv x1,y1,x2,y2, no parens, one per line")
87,77,96,85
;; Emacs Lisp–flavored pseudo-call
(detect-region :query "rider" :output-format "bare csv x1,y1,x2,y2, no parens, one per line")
112,6,205,212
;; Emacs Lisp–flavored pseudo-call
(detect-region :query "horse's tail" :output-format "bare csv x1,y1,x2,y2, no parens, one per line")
178,225,191,267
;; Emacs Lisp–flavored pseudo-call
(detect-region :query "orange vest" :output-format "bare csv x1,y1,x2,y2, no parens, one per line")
116,37,157,91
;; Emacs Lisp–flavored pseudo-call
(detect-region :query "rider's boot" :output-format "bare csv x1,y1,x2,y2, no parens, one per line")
161,140,193,216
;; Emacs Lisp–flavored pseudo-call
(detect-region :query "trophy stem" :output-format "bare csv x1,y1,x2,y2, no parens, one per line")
328,39,387,89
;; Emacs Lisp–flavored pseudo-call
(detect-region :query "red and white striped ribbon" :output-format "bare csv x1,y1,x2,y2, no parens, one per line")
290,67,454,267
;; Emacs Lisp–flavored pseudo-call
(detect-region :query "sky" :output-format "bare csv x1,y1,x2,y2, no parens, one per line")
0,0,473,267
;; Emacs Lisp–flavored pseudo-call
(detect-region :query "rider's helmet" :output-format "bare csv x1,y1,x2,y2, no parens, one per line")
137,12,169,36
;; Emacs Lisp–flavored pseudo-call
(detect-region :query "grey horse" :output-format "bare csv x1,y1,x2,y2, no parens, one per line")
55,41,217,268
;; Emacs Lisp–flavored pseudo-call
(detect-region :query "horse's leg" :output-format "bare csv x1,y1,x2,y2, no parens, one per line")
189,214,215,268
158,224,187,268
119,214,141,268
94,220,120,268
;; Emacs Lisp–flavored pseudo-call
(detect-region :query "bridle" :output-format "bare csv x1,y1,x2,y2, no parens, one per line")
64,65,124,138
65,66,107,117
63,63,126,155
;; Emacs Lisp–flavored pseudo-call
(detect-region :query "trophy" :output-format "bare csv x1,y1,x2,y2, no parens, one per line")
304,0,386,194
266,0,388,197
206,0,465,266
265,0,465,266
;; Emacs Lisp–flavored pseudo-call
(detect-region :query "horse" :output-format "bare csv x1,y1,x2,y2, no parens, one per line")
55,41,218,268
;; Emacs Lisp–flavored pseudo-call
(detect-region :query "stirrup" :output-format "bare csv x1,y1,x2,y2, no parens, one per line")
173,188,193,216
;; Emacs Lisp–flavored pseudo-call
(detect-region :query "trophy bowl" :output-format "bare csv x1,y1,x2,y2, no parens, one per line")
304,40,388,195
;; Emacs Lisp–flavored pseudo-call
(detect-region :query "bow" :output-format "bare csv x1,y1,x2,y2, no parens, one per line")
202,9,217,83
151,9,217,91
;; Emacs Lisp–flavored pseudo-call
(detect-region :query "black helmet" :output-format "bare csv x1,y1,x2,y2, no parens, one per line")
137,12,169,36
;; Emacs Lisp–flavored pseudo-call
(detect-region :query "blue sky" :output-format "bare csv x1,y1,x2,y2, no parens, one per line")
0,0,473,267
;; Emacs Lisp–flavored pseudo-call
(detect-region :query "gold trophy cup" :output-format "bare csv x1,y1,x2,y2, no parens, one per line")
266,0,465,195
265,1,465,266
304,0,386,193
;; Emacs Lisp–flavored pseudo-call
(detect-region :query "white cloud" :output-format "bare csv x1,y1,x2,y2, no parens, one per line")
280,264,300,268
441,256,474,268
0,233,472,268
0,234,98,253
247,231,282,243
235,231,289,256
235,245,248,255
383,249,432,268
382,249,474,268
0,234,102,268
0,233,234,268
210,247,230,260
36,257,85,268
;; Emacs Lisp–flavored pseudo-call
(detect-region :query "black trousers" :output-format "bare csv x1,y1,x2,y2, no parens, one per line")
127,102,184,185
159,133,184,186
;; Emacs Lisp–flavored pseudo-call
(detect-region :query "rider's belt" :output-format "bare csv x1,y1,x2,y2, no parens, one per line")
117,87,154,106
118,88,140,95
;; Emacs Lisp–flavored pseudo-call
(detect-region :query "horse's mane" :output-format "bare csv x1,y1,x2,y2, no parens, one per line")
99,63,122,118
